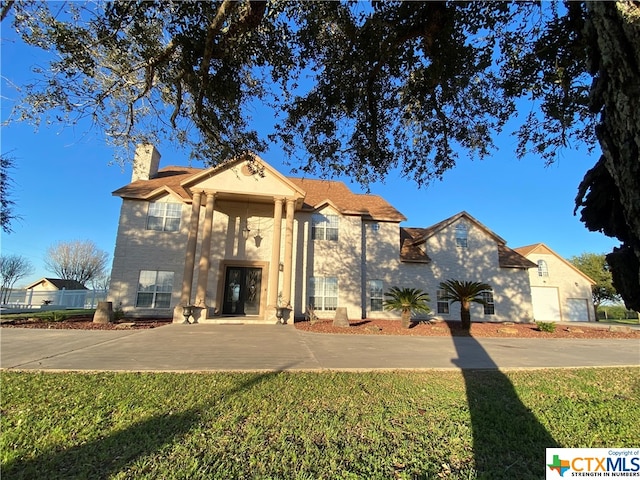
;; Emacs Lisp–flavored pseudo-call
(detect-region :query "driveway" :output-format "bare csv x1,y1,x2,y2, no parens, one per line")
1,324,638,372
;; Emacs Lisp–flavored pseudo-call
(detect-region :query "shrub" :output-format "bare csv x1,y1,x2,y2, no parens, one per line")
536,321,556,333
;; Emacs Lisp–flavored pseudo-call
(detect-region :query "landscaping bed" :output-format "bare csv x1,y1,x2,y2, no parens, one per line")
294,318,640,339
2,315,637,338
0,316,171,330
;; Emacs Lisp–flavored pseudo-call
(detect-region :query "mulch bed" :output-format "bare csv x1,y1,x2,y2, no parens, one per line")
294,318,640,339
1,316,172,330
2,316,638,339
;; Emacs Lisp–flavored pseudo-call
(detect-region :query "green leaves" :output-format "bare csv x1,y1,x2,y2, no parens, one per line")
437,280,492,306
382,286,431,315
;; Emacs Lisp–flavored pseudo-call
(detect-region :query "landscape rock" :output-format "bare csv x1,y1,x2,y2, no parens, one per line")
333,307,350,327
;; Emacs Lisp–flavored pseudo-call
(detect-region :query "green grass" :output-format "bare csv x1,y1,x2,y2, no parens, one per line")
2,369,638,479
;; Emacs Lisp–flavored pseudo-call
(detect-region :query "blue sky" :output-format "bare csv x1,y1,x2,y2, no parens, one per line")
1,22,619,287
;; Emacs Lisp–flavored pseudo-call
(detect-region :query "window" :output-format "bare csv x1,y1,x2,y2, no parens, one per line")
455,223,468,248
308,276,338,311
369,280,383,311
436,290,450,314
481,289,495,315
136,270,174,308
370,222,380,232
311,214,339,241
537,260,549,277
147,202,182,232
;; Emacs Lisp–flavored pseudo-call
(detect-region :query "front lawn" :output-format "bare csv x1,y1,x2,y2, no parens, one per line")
2,368,638,479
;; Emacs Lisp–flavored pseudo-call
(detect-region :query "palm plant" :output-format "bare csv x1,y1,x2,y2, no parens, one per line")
383,287,431,328
438,279,492,331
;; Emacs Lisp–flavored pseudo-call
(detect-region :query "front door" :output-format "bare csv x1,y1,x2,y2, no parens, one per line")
222,267,262,315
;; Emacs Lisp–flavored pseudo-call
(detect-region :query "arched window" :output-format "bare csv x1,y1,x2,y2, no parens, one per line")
537,260,549,277
455,223,468,248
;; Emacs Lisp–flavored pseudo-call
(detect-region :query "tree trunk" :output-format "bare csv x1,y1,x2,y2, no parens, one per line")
585,2,640,310
401,309,411,329
460,301,471,330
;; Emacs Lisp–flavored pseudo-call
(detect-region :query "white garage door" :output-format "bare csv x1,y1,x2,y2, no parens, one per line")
565,298,590,322
531,287,561,322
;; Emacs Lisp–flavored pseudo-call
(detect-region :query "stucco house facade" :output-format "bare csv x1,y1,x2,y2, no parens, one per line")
108,145,591,324
514,243,596,322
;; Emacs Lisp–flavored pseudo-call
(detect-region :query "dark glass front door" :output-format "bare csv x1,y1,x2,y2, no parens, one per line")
222,267,262,315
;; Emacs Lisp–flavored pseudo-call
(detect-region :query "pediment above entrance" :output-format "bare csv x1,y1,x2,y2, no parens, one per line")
181,153,306,205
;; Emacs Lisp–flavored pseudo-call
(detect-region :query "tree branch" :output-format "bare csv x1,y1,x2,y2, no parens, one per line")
0,0,14,23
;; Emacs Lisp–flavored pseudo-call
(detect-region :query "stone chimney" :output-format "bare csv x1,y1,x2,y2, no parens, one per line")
132,144,161,182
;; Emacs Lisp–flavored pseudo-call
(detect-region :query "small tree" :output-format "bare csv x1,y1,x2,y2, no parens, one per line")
0,254,34,303
1,152,21,233
383,287,431,328
569,252,619,321
44,240,109,287
438,280,492,331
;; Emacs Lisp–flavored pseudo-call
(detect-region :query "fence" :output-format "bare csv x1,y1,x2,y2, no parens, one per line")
1,289,108,310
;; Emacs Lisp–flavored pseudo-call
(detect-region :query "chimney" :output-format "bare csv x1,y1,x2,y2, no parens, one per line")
132,144,161,182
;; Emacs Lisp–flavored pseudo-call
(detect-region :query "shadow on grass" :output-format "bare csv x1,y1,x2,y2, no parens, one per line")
446,321,559,479
3,370,283,479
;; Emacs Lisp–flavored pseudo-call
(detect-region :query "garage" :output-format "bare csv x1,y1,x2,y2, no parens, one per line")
565,298,590,322
531,287,561,322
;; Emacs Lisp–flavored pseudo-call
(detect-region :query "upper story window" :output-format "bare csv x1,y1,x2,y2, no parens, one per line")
147,202,182,232
537,260,549,277
370,222,380,233
311,214,339,241
481,289,495,315
369,279,383,311
455,223,468,248
136,270,174,308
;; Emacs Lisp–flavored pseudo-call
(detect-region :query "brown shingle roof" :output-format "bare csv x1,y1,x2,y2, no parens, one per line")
112,166,201,200
113,166,406,222
399,228,431,263
497,245,537,269
287,177,406,222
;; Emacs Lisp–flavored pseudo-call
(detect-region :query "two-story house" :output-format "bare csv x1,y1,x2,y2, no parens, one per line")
108,145,589,324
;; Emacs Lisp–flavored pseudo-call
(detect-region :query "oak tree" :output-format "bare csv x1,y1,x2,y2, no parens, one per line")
2,1,639,306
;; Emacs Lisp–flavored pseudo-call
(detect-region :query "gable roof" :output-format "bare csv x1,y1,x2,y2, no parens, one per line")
113,157,405,222
399,212,536,269
25,278,88,290
287,177,406,222
406,211,507,246
514,243,597,284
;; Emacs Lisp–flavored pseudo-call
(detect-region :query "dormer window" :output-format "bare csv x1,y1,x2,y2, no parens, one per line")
455,223,468,248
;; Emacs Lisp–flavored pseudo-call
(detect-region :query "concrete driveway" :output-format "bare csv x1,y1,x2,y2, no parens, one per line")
1,324,638,372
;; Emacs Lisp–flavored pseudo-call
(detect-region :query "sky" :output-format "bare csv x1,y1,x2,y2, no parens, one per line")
0,19,620,288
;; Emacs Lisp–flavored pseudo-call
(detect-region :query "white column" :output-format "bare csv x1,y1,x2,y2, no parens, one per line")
281,198,296,307
268,197,284,309
181,191,202,305
195,192,216,307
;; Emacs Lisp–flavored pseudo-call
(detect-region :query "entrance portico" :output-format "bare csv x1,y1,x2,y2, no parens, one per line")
172,155,305,323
